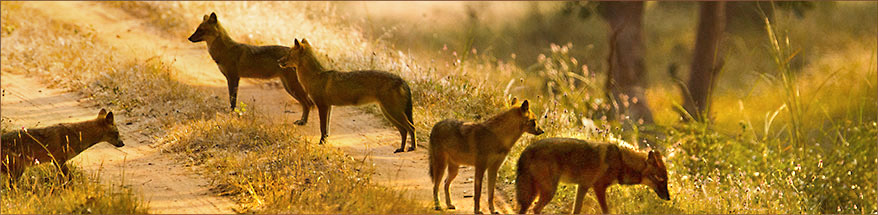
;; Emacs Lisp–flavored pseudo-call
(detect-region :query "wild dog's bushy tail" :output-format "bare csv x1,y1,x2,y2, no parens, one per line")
428,126,439,179
516,150,537,214
402,82,414,126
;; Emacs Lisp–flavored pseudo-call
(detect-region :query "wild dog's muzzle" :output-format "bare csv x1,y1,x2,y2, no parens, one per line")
188,30,204,42
112,140,125,147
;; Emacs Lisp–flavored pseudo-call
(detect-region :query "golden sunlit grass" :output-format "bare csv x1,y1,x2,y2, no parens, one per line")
332,1,876,214
157,109,431,213
1,164,148,214
3,1,875,214
1,2,149,213
4,1,431,213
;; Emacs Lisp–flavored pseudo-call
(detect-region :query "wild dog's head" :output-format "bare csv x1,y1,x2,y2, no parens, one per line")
641,150,670,200
509,99,544,136
278,38,313,70
96,109,124,147
188,12,220,43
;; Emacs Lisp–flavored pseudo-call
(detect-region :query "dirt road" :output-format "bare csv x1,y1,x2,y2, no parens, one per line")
4,1,512,213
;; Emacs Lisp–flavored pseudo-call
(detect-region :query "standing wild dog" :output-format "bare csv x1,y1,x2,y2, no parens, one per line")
429,99,544,214
1,109,125,181
189,12,314,125
278,39,416,153
516,138,670,214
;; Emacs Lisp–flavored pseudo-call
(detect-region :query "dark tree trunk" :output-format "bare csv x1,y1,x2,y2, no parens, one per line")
599,1,654,125
683,2,726,122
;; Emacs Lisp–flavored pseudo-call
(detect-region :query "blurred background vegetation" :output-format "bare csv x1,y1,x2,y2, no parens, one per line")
1,1,874,214
332,1,876,213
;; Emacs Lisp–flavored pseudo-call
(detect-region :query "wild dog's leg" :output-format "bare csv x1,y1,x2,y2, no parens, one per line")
396,127,408,153
226,75,240,110
486,161,503,214
532,175,560,214
378,104,407,153
317,104,332,145
403,96,416,151
4,159,25,181
594,185,610,214
52,160,71,183
444,163,460,209
515,171,537,214
573,185,591,214
473,162,487,214
280,73,312,125
430,151,447,210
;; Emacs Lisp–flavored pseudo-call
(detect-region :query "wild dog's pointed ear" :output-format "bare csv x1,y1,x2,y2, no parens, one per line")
208,12,217,24
203,15,209,21
509,97,518,108
647,150,662,165
105,112,115,124
98,108,108,117
301,38,310,48
294,39,300,48
520,100,530,113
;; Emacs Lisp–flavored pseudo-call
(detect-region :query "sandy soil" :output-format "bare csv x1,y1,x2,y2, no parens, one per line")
3,1,513,214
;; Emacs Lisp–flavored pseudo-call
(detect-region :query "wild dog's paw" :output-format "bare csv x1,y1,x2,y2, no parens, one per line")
293,119,307,126
434,206,442,211
407,146,416,152
447,205,456,210
318,138,327,145
393,148,406,153
491,211,500,214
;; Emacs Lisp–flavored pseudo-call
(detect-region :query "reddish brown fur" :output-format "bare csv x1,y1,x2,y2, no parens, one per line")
428,100,544,214
279,39,416,153
189,12,314,125
1,109,124,182
515,138,670,214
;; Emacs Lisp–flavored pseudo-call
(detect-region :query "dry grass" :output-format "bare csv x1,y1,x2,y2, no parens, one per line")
1,2,150,213
4,1,874,214
1,164,148,214
157,110,431,213
4,1,432,213
334,1,877,214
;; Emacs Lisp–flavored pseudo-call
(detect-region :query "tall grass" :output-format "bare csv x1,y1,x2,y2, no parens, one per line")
336,2,877,213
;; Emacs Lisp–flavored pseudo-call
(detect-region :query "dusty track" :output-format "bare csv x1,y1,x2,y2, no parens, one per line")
4,1,512,213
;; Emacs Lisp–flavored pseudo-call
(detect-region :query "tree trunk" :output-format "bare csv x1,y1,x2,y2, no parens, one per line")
683,2,726,122
599,1,654,125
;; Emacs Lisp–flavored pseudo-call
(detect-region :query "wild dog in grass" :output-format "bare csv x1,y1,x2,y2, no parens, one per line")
428,99,544,214
189,12,314,125
1,109,125,182
278,39,416,153
516,138,670,214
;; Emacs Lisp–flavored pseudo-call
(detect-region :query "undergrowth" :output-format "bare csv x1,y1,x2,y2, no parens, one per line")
4,1,431,213
158,110,431,213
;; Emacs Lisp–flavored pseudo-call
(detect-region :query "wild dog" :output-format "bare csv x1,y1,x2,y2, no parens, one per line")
1,109,125,181
516,138,670,214
428,99,544,214
278,39,417,153
189,12,314,125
